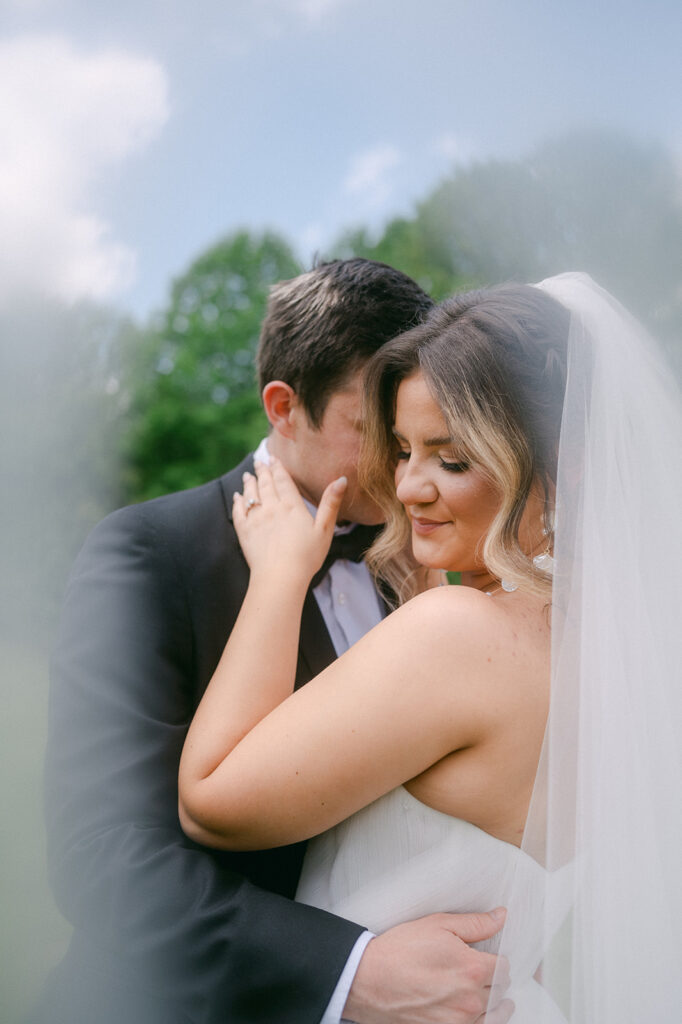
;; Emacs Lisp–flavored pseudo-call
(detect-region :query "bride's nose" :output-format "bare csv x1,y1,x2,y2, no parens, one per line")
395,458,438,506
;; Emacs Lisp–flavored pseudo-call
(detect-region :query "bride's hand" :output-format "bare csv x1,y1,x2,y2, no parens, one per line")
233,457,347,586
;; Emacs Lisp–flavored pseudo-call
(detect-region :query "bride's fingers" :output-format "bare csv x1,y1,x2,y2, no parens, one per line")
240,471,262,513
315,476,347,535
252,461,278,503
232,491,250,528
268,456,306,507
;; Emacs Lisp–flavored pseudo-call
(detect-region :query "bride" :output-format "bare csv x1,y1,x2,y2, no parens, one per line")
178,274,682,1022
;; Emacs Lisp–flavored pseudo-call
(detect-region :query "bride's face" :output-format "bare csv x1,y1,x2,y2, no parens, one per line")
393,372,501,574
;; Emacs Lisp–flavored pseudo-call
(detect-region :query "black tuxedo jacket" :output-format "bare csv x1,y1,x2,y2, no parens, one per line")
37,456,365,1024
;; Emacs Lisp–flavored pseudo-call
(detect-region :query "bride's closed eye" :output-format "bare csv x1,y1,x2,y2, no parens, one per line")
394,447,469,473
439,457,470,473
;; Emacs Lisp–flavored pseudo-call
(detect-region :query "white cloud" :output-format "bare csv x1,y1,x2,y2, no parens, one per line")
0,34,169,306
297,133,482,261
434,131,479,167
343,143,402,203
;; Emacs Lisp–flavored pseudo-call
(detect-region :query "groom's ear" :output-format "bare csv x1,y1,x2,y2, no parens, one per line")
262,381,300,440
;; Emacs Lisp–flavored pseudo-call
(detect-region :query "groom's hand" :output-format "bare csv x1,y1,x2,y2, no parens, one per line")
343,909,513,1024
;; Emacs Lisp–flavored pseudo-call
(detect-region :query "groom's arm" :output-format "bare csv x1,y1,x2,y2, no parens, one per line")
45,500,363,1024
343,915,513,1024
46,497,512,1024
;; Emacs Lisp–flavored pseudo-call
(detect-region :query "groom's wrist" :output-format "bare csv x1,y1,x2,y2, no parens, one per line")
320,931,374,1024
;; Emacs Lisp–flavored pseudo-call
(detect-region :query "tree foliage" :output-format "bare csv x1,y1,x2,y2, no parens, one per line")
354,130,682,343
123,231,301,502
122,132,681,503
333,216,472,302
524,131,682,340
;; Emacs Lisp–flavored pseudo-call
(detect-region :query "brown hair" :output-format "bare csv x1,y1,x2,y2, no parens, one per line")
361,284,570,602
256,258,433,427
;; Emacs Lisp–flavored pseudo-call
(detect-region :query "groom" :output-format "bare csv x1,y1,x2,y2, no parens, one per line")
38,258,512,1024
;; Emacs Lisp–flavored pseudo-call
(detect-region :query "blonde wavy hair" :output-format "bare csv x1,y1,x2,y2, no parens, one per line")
359,284,570,604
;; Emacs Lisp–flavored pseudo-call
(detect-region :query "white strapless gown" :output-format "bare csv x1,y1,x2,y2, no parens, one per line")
296,785,572,1022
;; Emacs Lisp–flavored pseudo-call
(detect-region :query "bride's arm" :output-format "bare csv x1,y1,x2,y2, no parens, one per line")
178,460,493,851
179,459,344,785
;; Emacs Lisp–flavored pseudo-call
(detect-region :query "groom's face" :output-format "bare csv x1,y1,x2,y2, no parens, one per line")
288,369,384,526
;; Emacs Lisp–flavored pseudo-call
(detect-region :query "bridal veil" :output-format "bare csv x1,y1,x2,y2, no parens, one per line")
494,273,682,1020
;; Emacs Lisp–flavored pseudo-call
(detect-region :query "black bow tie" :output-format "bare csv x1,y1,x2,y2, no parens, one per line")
310,524,382,589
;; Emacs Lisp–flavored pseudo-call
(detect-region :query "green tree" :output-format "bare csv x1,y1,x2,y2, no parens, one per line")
332,217,471,302
526,130,682,342
337,130,682,369
124,230,301,502
416,158,557,285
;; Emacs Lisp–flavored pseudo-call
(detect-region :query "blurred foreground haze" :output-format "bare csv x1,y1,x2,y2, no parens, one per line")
1,2,681,1020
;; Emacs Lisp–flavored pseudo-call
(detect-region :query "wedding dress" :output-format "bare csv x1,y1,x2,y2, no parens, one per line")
298,274,682,1022
297,785,573,1020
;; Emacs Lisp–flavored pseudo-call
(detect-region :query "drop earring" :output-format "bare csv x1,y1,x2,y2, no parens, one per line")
534,507,555,574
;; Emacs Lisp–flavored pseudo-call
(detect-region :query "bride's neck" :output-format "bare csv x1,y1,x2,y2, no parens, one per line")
418,567,499,594
458,568,500,593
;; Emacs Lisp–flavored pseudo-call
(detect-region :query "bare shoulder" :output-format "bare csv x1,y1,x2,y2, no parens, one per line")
386,584,504,652
373,584,549,703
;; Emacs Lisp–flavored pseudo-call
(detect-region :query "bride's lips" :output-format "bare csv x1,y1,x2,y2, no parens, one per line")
411,516,449,536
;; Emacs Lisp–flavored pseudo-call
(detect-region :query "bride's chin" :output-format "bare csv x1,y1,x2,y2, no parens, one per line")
410,543,448,571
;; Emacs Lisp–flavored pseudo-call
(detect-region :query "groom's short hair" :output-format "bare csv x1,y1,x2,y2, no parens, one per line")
257,258,433,427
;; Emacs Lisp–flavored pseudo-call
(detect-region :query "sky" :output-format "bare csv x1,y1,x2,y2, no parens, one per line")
1,0,680,319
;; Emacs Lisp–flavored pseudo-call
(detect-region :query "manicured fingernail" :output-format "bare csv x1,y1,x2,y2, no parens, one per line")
490,907,506,921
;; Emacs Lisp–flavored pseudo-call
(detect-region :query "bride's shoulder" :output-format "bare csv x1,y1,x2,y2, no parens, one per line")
375,586,548,715
391,582,549,663
402,582,496,617
386,584,501,653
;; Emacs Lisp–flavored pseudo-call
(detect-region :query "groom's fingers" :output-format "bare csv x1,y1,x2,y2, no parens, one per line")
479,997,515,1023
484,972,513,1009
441,908,507,945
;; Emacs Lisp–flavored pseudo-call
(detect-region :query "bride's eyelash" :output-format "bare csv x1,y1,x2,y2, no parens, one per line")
395,449,469,473
439,458,469,473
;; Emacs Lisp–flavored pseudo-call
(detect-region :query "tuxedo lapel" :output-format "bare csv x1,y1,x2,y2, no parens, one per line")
219,452,256,521
296,591,337,688
219,452,337,689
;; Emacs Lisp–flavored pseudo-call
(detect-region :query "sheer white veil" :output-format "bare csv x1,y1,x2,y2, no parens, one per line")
494,273,682,1021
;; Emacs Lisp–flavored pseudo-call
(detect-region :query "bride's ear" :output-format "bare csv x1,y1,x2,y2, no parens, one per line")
262,381,299,440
